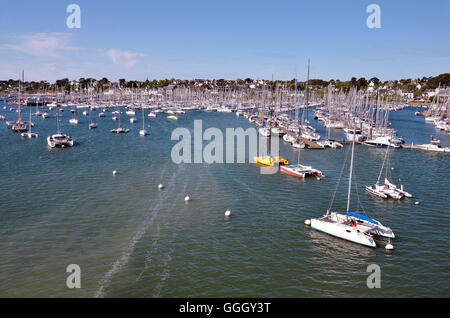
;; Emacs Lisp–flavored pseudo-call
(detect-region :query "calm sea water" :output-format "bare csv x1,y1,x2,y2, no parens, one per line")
0,103,448,297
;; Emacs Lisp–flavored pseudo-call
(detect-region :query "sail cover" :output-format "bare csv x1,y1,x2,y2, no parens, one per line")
346,212,379,225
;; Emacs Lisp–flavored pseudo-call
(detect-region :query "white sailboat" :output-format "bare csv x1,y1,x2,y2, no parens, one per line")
111,106,129,134
47,105,73,148
21,101,38,138
308,118,395,248
88,108,98,129
139,107,147,136
365,145,410,200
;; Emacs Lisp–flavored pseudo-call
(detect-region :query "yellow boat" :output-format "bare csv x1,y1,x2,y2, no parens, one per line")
253,155,288,167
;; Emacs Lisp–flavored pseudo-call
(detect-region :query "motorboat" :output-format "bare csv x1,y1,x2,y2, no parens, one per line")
253,155,288,167
69,118,78,125
363,135,400,148
412,143,450,153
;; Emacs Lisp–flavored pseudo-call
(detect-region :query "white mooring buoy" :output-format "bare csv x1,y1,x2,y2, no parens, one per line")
304,219,311,226
113,170,117,176
184,195,190,202
225,210,231,217
385,244,394,250
158,184,164,190
415,201,420,205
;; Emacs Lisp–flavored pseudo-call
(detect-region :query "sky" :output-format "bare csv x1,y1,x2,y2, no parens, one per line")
0,0,449,82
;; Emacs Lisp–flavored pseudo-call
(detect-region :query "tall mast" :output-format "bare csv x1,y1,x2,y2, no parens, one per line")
346,115,356,212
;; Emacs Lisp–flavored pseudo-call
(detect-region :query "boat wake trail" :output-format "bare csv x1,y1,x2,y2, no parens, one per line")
94,166,179,298
135,225,160,282
152,247,174,297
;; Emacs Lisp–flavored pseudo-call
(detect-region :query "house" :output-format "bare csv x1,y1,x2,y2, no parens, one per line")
400,90,414,99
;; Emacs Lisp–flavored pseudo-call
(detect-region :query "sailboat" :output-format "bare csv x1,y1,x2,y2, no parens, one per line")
47,104,73,148
317,89,343,149
69,105,78,125
21,101,38,138
308,118,395,248
365,146,411,200
281,61,323,179
11,71,28,133
139,106,147,136
88,107,98,129
111,106,129,133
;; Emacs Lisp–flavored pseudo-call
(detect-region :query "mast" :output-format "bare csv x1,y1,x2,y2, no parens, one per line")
346,116,356,212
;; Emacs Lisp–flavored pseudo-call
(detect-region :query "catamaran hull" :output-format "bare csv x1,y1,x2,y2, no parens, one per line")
310,218,376,248
365,186,388,198
47,136,74,148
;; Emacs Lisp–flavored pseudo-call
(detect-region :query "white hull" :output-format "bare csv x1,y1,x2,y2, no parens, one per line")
310,217,376,248
47,134,74,148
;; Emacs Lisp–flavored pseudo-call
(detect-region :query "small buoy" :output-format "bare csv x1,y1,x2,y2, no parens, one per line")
184,195,190,202
316,177,321,181
415,201,420,205
304,219,311,226
158,184,164,190
385,244,394,250
113,170,117,175
225,210,231,217
391,167,395,170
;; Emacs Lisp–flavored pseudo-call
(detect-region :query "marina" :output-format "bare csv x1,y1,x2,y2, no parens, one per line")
0,95,449,297
0,0,449,301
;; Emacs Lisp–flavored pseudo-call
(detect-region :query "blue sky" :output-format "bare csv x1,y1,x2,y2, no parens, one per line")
0,0,449,82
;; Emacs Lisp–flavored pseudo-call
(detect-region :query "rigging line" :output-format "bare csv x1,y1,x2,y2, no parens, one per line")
352,168,368,216
327,145,351,212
